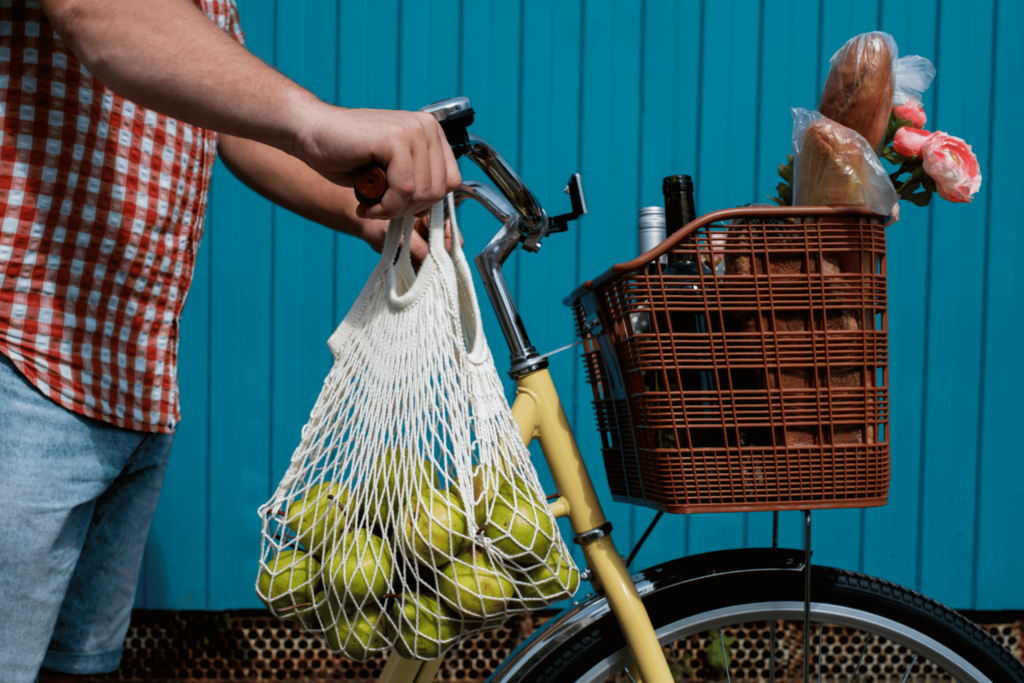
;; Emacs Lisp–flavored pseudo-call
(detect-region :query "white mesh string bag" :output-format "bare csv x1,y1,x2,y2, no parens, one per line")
255,197,579,662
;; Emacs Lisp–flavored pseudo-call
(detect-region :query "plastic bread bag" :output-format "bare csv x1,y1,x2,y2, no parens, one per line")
790,108,897,218
893,54,936,106
819,31,898,151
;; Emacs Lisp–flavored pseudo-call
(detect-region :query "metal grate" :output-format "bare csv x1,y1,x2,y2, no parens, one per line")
621,620,1022,683
81,610,540,683
80,611,1021,682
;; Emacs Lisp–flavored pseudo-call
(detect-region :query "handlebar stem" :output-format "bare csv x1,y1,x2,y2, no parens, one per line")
464,133,547,236
474,214,549,378
454,181,515,224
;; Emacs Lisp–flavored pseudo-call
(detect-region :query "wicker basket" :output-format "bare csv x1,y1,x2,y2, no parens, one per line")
565,206,890,513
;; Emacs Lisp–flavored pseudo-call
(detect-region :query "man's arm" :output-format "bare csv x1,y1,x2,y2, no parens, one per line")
40,0,460,219
217,135,442,264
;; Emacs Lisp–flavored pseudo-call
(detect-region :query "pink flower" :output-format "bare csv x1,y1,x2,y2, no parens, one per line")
885,201,900,226
893,103,927,128
893,127,933,157
921,132,982,203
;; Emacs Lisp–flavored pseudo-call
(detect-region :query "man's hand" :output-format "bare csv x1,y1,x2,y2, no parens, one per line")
297,106,461,220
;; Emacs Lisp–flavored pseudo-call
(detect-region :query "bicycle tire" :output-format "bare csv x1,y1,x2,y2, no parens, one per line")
497,549,1024,683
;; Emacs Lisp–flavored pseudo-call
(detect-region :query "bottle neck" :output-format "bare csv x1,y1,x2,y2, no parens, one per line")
664,191,696,265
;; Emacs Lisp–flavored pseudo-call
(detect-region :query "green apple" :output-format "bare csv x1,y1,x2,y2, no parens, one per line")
361,449,436,529
316,592,387,660
325,528,394,606
401,489,469,566
284,481,349,558
517,546,580,609
257,549,320,629
437,545,514,620
390,590,462,659
469,465,508,526
482,477,553,566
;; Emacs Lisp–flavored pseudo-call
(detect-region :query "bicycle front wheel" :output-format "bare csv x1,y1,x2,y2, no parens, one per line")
495,549,1023,683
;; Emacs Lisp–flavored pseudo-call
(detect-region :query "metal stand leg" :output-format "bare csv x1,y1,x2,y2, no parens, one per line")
770,511,779,683
803,510,812,683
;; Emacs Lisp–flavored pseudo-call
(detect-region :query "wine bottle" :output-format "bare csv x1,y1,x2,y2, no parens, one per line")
631,207,666,336
660,175,721,449
662,174,696,265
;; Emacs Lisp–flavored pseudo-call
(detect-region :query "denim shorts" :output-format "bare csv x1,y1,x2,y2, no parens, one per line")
0,352,174,681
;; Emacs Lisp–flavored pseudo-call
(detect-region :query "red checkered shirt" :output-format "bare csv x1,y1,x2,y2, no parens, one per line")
0,0,244,432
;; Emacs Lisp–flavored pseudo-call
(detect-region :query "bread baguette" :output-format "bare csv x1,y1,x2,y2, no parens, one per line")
791,113,897,219
818,32,896,152
794,118,876,208
724,220,867,447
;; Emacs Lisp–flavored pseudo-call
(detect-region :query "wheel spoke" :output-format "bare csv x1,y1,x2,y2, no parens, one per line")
769,620,777,683
816,622,823,683
900,653,920,683
850,632,873,683
718,628,732,683
667,644,687,683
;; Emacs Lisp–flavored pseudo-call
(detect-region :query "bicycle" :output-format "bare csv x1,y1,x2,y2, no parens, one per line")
355,97,1024,683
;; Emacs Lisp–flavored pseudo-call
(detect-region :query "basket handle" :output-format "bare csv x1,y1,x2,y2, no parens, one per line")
564,205,883,304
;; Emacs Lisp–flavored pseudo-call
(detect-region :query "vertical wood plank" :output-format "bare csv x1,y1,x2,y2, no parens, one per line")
203,0,276,610
866,0,939,590
627,0,704,571
577,0,645,552
268,0,339,497
776,0,881,573
516,0,585,569
919,0,995,608
687,0,761,557
334,0,400,329
976,0,1024,610
740,0,823,554
457,0,524,407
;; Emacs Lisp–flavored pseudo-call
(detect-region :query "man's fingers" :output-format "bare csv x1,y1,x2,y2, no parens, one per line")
362,146,413,220
340,110,457,221
407,227,430,266
427,126,447,208
407,120,434,216
440,126,462,193
413,215,430,242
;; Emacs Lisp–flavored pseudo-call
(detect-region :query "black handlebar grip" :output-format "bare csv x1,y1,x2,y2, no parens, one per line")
354,163,387,206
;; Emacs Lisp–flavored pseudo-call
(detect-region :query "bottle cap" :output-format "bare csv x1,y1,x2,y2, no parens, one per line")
662,174,693,194
637,206,666,230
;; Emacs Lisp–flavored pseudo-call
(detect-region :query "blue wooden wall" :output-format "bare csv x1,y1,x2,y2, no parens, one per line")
136,0,1024,612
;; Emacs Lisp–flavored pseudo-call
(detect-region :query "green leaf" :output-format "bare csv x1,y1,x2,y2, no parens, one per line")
904,188,933,207
885,112,915,148
773,182,792,207
893,115,913,129
881,147,902,164
777,155,794,183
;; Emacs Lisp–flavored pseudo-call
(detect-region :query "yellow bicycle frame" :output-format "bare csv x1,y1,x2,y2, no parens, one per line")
379,369,673,683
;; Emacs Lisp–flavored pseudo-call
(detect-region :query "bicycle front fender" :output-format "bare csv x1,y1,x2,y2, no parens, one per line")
487,548,806,683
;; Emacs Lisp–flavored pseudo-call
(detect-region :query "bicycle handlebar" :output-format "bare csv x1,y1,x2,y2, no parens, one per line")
353,97,549,240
